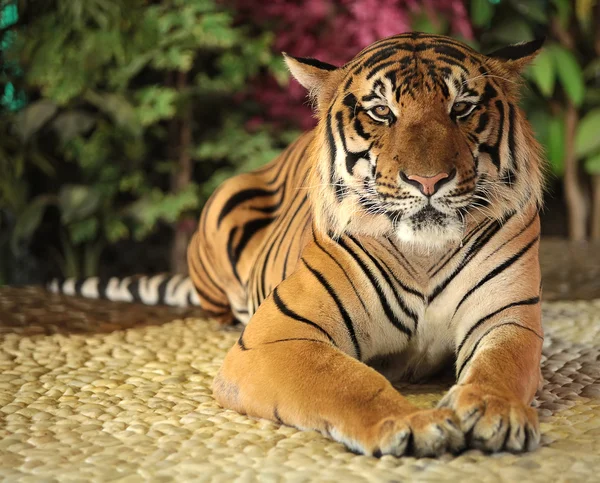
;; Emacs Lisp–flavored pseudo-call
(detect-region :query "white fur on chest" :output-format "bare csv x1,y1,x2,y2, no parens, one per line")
366,295,457,382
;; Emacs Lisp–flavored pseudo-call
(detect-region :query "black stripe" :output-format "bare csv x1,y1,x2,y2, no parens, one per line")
366,61,398,79
217,186,283,228
188,253,229,308
313,234,371,317
348,235,422,312
192,233,228,297
507,103,517,171
337,237,412,337
96,277,108,299
281,210,311,283
238,328,248,351
475,111,489,134
346,150,370,175
353,117,370,140
302,258,362,359
428,216,511,302
385,237,419,278
456,321,543,380
335,110,348,151
263,338,329,346
291,56,337,71
432,44,466,61
456,296,540,356
484,212,537,261
229,216,275,283
226,227,241,283
156,276,171,304
363,46,404,68
479,100,505,171
343,92,358,111
427,220,494,276
273,406,284,424
454,236,539,313
128,278,142,302
487,38,545,61
272,287,337,346
273,195,309,271
74,278,87,296
325,108,337,186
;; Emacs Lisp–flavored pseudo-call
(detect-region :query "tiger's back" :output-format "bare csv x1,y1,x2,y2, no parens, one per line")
187,133,315,324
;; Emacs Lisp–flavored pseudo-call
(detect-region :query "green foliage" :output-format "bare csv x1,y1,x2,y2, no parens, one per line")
550,45,585,107
0,0,290,282
470,1,495,28
576,109,600,158
584,152,600,174
470,0,600,178
529,48,555,97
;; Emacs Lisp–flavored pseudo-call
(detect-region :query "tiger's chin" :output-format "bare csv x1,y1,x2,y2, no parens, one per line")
393,207,464,251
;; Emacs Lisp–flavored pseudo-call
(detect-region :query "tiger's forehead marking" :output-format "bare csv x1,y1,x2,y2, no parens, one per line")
342,33,490,101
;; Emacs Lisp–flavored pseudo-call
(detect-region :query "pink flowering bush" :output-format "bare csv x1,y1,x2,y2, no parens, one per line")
234,0,473,129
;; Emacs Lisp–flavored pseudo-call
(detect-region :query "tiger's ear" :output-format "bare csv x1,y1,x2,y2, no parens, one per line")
283,53,340,109
487,37,545,73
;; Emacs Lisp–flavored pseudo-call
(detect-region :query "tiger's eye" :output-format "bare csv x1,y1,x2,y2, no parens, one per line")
452,101,474,117
373,105,391,117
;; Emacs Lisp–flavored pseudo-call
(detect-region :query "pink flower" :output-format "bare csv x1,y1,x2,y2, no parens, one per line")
233,0,474,129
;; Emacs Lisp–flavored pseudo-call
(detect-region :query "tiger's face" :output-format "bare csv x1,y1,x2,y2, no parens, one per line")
286,33,544,248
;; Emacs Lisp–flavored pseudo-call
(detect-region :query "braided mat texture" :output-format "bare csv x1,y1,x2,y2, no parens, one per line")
1,287,600,482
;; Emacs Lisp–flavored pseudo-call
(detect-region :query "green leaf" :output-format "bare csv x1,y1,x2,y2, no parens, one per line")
10,195,54,252
510,0,548,23
69,218,99,244
51,111,96,144
548,116,566,175
471,0,495,27
550,45,585,106
552,0,572,31
410,12,448,35
127,185,200,239
104,218,129,243
14,100,58,141
529,109,565,175
584,152,600,174
583,58,600,80
485,19,533,45
584,87,600,104
528,48,555,97
85,91,141,136
59,185,101,224
576,109,600,158
135,87,177,126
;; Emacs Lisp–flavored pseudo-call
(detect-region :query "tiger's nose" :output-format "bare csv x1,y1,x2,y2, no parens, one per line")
400,169,456,196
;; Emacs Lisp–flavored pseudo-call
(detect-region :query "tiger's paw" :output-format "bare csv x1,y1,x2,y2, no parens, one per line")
438,384,540,453
338,408,465,458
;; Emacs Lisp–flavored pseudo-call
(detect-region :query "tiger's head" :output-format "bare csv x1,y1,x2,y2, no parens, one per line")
285,33,545,248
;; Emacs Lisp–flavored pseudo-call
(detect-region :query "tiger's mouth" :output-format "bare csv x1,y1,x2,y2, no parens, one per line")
382,202,464,246
410,205,448,229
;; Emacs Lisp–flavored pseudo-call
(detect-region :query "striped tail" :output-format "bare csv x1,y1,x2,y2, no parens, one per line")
47,274,201,308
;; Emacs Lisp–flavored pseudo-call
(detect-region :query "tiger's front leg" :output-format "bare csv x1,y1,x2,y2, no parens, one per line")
213,243,464,457
439,298,543,452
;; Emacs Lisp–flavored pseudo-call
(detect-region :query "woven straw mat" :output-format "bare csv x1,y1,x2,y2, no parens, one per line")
1,287,600,482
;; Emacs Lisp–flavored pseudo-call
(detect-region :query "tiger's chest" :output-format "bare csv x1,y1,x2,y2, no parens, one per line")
350,239,494,380
364,290,459,382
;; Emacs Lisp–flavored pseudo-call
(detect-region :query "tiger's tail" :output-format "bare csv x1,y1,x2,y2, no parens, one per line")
46,274,200,308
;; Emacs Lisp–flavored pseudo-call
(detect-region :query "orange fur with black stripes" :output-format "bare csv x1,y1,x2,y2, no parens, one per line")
188,33,546,457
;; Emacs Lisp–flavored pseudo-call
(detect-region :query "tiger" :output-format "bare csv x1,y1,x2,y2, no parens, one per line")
50,32,546,458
